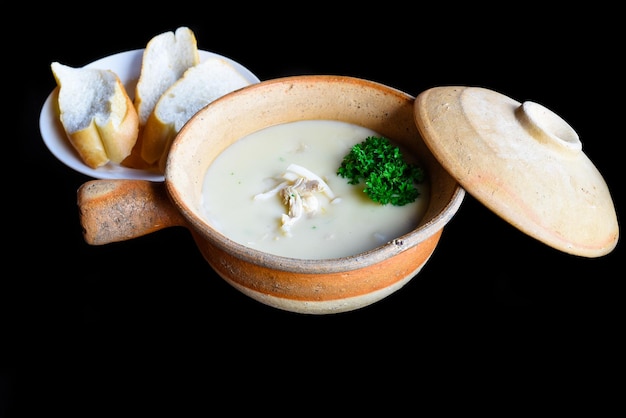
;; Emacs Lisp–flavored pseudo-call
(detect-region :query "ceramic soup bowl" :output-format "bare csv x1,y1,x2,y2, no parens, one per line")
77,75,465,314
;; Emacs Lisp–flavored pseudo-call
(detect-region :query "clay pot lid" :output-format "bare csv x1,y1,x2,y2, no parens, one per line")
414,86,619,258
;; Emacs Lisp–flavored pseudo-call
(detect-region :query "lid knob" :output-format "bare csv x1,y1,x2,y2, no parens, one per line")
515,101,582,153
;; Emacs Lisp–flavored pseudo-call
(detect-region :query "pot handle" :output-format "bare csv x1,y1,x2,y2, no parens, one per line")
77,179,187,245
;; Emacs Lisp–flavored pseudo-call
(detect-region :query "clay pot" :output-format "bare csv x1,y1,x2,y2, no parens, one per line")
77,75,465,314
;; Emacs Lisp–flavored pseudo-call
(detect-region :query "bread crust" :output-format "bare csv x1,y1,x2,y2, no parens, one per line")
66,120,110,168
140,112,177,167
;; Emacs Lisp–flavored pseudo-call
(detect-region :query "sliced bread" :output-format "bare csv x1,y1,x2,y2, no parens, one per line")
141,56,253,171
51,62,139,169
133,26,200,127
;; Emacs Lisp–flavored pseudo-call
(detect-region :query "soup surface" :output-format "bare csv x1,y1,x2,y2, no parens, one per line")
201,120,429,259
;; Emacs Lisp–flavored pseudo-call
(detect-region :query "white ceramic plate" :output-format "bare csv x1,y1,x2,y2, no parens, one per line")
40,49,261,181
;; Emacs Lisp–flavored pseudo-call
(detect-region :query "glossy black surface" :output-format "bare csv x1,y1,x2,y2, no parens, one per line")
6,12,622,415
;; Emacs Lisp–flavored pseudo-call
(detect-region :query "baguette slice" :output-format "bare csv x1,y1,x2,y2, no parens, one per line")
134,26,200,126
141,57,253,171
51,62,139,169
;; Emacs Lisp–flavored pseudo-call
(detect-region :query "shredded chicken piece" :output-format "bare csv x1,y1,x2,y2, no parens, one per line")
279,178,323,231
283,163,335,200
253,164,336,236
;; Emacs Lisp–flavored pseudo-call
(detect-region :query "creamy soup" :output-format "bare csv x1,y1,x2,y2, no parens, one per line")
201,120,429,259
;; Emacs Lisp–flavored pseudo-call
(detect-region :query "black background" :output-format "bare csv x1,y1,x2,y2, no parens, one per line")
5,7,623,415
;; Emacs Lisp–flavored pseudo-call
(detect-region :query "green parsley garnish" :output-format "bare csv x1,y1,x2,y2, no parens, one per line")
337,136,424,206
